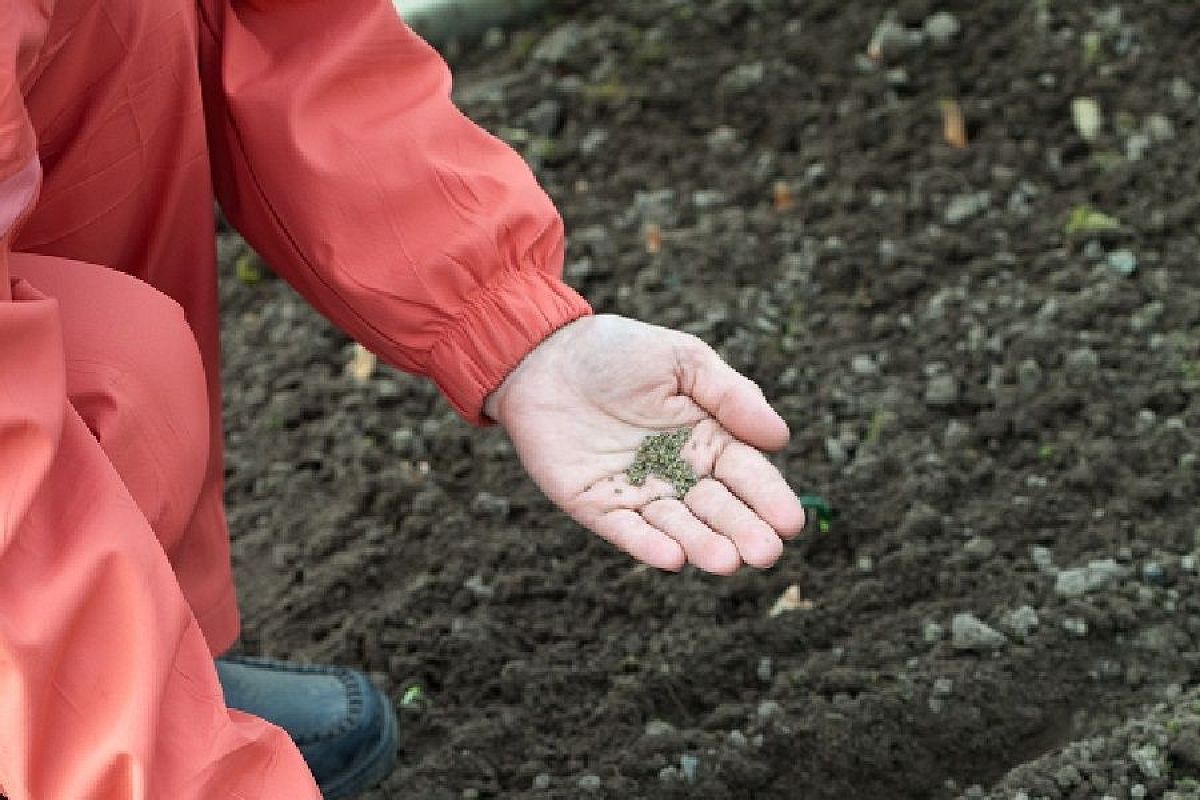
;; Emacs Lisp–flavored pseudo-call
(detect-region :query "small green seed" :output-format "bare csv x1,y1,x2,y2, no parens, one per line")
626,429,698,497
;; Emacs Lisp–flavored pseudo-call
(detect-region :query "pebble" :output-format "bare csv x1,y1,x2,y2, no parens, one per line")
1031,545,1058,575
1180,555,1196,574
964,536,996,561
825,437,848,465
1108,249,1138,276
1063,617,1089,637
1142,561,1167,586
933,677,954,696
1126,132,1152,161
1003,605,1040,640
1131,743,1164,779
1017,358,1043,394
728,729,748,747
944,191,991,225
658,766,680,782
721,62,765,92
851,354,879,375
951,613,1008,650
692,189,727,209
1170,77,1194,102
925,374,959,407
868,18,909,63
577,774,602,791
1146,113,1175,141
679,754,699,782
944,420,971,449
533,773,552,790
471,491,511,520
579,128,608,157
857,555,874,573
923,621,945,643
757,700,783,719
923,11,961,47
757,657,772,683
644,719,677,737
533,22,583,64
1055,559,1126,597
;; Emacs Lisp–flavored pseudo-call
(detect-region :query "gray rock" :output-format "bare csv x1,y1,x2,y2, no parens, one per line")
1065,347,1099,378
964,536,996,560
579,128,608,157
1130,743,1164,779
932,677,954,695
471,491,510,520
577,773,602,791
1055,559,1126,597
944,191,991,225
851,354,879,375
692,189,727,209
644,719,677,737
1170,77,1194,102
944,420,971,449
1017,358,1043,394
658,766,680,782
525,98,564,137
532,774,552,790
757,700,783,719
1031,545,1057,575
533,22,583,64
868,18,910,63
1003,605,1040,641
1062,617,1089,637
1126,132,1152,161
923,620,945,643
679,754,699,782
1146,113,1175,142
721,62,765,92
1142,561,1166,586
925,374,959,407
923,11,961,47
825,437,848,464
1108,249,1138,276
951,613,1008,650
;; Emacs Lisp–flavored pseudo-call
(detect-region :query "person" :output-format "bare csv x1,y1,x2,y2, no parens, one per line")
0,0,807,797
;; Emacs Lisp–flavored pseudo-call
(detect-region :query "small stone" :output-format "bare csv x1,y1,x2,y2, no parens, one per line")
644,719,677,737
1003,605,1040,641
757,700,783,719
579,129,608,157
1031,545,1057,574
526,99,564,137
757,657,772,683
1056,559,1126,597
533,22,583,64
857,555,874,573
1126,132,1152,161
1062,617,1089,637
964,536,996,561
951,613,1008,650
1071,96,1103,142
1108,249,1138,276
1146,113,1175,142
1017,358,1043,394
1142,561,1167,586
533,774,552,790
1131,302,1163,333
692,189,727,209
923,11,961,47
1054,764,1083,789
925,374,959,407
1170,77,1194,102
1131,743,1164,779
923,621,945,643
728,729,748,748
1130,786,1147,800
944,191,991,225
1065,347,1100,378
1180,555,1196,574
1082,240,1105,261
471,492,510,520
944,420,971,449
851,354,879,375
868,18,909,64
658,765,680,782
679,754,699,782
721,62,765,92
462,789,480,800
932,677,954,695
577,774,602,791
825,437,848,464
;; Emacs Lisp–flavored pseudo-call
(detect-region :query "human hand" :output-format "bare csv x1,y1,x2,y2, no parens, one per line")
484,314,806,574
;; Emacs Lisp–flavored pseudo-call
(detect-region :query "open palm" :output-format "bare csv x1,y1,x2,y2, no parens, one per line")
484,315,806,574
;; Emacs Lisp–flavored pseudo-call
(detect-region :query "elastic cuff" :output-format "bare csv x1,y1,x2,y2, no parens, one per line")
429,269,592,425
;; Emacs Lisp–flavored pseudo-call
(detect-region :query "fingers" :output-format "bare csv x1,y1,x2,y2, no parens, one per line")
593,509,686,572
686,479,785,568
711,441,807,538
678,338,790,452
641,497,741,575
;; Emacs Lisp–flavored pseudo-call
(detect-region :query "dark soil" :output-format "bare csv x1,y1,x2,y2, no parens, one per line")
219,1,1200,797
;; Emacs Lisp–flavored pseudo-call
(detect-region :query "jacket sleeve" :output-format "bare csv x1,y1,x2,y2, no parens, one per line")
197,0,593,424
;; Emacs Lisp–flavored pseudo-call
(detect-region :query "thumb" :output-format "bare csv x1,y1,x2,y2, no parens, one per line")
678,336,790,451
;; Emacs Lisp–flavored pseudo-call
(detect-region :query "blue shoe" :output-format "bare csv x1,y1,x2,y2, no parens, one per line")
216,655,399,799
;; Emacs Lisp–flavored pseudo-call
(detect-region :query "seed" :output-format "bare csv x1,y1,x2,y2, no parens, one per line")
626,429,698,497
